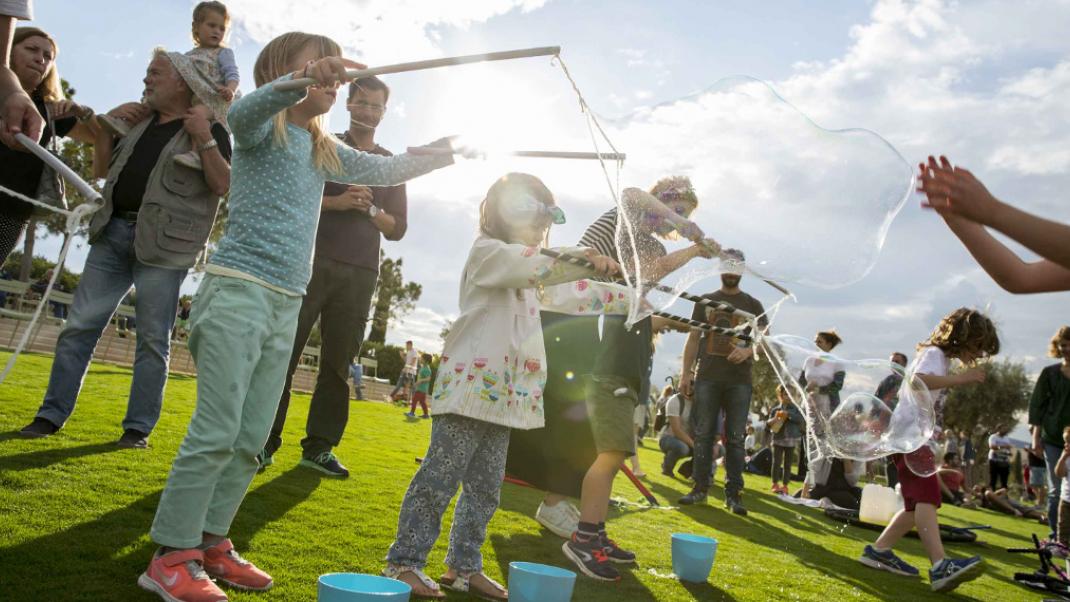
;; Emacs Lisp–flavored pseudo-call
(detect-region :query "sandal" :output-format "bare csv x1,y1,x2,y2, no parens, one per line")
438,571,508,601
382,565,446,600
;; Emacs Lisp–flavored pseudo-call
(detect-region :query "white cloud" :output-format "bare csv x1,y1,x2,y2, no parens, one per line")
226,0,548,63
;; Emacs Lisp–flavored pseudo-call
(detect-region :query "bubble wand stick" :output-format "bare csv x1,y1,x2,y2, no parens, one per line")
538,248,753,341
274,46,561,92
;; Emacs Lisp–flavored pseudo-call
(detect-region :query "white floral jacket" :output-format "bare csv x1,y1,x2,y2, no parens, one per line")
432,236,631,429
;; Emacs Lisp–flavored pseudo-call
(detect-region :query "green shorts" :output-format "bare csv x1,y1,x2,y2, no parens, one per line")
585,375,638,457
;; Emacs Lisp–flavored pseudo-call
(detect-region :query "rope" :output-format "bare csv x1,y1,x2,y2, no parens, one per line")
0,137,102,385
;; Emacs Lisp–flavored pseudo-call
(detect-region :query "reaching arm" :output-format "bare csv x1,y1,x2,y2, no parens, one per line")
539,280,631,316
466,241,599,290
227,73,307,149
943,216,1070,293
1,14,44,147
919,156,1070,287
679,330,701,396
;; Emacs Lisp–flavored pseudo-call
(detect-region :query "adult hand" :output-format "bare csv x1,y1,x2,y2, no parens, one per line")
324,185,373,211
1,88,44,149
302,57,367,88
1032,428,1045,457
917,155,1000,225
48,99,90,121
692,238,718,259
679,372,694,399
676,220,705,242
106,102,151,125
582,249,620,277
182,105,213,139
727,346,753,364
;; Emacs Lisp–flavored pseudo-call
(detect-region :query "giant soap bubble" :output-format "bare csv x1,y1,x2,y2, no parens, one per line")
761,335,938,465
602,77,914,323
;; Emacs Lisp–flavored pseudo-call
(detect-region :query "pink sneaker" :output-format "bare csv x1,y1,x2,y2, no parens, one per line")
202,538,273,591
138,549,228,602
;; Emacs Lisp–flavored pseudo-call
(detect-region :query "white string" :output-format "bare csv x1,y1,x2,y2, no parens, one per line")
0,181,101,385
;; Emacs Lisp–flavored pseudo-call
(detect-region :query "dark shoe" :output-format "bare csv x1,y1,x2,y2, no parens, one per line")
929,556,983,592
725,492,748,516
19,417,59,438
298,451,350,478
859,545,920,577
599,533,636,564
117,429,148,449
562,534,620,581
256,449,273,473
678,459,693,479
678,489,708,505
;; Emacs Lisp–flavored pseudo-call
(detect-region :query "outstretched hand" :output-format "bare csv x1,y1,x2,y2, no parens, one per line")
301,57,368,88
583,249,620,277
917,155,999,225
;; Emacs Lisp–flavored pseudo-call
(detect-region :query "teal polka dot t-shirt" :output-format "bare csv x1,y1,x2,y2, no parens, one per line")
209,73,452,295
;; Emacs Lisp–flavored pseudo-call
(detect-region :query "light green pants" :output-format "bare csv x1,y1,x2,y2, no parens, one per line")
150,274,301,548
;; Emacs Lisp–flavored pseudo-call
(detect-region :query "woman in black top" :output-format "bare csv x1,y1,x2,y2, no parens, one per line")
1,27,97,263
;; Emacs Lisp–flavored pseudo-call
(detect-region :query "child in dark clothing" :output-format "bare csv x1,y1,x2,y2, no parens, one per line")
767,385,804,494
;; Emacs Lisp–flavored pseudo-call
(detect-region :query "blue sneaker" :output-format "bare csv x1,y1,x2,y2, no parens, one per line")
299,451,350,478
858,545,920,577
929,556,983,592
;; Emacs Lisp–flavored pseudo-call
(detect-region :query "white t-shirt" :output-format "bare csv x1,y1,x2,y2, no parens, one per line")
402,348,418,375
913,345,950,427
659,394,691,439
744,433,757,452
988,434,1013,463
0,0,33,20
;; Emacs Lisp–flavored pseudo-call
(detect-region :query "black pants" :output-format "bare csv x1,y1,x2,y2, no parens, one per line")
989,460,1010,490
772,445,794,485
266,257,377,458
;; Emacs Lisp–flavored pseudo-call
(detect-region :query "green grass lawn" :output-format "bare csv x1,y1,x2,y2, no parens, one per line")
0,352,1050,601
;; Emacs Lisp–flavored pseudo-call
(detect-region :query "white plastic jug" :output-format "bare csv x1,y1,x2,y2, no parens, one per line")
859,483,903,525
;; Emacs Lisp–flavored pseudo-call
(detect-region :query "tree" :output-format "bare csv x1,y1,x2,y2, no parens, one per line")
439,319,453,341
367,251,422,343
20,79,100,281
942,359,1032,436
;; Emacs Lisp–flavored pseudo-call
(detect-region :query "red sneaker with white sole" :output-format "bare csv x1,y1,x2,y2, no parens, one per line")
138,549,228,602
202,538,273,591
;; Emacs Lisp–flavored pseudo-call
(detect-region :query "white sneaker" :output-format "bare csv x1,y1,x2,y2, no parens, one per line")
174,151,203,170
97,114,131,137
536,500,579,539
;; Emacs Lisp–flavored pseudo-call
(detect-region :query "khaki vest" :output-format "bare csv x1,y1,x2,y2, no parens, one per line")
89,116,223,269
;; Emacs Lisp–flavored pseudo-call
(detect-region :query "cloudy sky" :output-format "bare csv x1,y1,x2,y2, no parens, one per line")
24,0,1070,402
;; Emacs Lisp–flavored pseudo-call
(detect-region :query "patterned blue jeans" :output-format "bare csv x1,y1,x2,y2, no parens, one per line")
386,413,510,573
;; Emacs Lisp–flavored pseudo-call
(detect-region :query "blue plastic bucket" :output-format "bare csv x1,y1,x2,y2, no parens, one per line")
318,573,411,602
671,533,718,583
509,562,576,602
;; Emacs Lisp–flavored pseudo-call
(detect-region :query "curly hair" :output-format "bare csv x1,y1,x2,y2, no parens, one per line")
920,307,1000,359
817,329,842,349
1050,326,1070,358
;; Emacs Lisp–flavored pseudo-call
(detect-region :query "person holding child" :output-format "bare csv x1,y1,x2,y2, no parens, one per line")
139,31,456,602
20,47,230,448
859,308,999,593
383,173,628,599
1028,326,1070,540
100,1,238,172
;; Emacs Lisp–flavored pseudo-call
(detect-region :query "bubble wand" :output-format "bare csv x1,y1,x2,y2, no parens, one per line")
538,248,753,341
274,46,562,92
539,247,757,320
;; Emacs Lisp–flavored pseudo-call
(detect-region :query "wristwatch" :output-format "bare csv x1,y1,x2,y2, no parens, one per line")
198,139,219,153
367,205,380,218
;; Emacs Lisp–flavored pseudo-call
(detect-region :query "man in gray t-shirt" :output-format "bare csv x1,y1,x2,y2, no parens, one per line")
678,249,767,514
